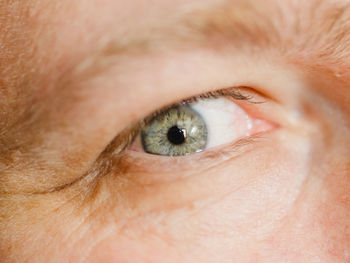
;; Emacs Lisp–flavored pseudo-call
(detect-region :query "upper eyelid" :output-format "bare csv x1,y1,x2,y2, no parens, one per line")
142,86,267,125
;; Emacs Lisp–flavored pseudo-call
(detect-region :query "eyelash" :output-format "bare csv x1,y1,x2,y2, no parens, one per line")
143,86,261,124
104,86,264,159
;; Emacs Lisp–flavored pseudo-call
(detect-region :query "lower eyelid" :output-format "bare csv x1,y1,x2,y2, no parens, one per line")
121,132,273,183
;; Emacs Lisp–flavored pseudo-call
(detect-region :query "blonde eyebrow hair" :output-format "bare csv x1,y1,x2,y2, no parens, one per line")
72,0,282,76
71,0,350,79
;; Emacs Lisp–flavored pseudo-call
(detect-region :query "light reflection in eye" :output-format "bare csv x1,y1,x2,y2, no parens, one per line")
141,104,208,156
131,89,273,157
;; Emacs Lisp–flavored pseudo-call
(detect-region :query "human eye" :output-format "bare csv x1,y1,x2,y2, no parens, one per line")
91,84,288,195
130,88,274,157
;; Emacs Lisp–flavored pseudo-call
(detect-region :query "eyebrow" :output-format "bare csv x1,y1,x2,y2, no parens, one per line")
71,0,350,80
72,1,281,77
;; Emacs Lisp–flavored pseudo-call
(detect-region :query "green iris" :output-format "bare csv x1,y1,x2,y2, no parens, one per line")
141,105,208,156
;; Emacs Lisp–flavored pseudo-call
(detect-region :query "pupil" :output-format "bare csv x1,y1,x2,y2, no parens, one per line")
167,126,186,145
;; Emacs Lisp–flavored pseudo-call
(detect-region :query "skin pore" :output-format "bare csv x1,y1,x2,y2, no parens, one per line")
1,0,350,262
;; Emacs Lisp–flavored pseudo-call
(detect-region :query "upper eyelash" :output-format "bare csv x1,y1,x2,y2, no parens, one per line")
186,87,253,102
143,86,263,124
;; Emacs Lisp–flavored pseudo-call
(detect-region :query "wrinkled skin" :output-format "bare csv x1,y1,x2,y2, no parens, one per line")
1,0,350,262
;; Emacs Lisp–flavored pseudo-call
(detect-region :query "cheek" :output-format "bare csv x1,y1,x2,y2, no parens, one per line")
82,131,314,262
9,130,346,263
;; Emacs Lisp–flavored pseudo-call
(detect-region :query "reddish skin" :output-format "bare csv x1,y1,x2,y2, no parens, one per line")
1,0,350,262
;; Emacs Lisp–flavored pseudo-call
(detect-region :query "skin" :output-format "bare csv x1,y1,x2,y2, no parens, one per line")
1,0,350,262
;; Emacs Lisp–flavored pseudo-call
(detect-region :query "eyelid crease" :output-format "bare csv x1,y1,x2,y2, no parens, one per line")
18,124,142,195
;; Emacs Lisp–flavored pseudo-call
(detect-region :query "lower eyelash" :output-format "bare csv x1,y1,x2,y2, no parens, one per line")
114,133,268,178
